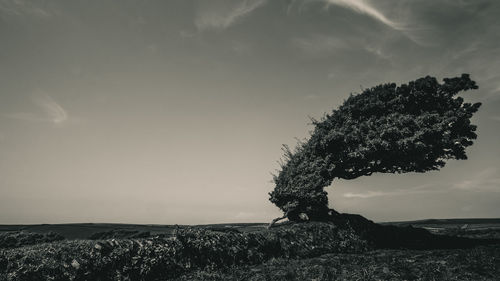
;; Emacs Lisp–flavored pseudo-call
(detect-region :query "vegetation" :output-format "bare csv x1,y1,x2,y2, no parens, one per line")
176,245,500,281
0,223,367,280
1,220,498,280
0,231,64,249
89,229,151,240
269,74,481,223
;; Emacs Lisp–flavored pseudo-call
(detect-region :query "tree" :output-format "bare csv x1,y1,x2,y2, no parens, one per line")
268,74,481,226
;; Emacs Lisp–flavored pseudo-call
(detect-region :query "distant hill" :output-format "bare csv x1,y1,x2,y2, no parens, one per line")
1,218,499,239
0,223,178,239
381,218,500,226
0,222,267,239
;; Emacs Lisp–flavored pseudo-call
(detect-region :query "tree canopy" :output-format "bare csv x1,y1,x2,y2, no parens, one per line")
269,74,481,222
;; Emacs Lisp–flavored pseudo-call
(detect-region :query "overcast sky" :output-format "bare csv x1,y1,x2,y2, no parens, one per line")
1,0,499,224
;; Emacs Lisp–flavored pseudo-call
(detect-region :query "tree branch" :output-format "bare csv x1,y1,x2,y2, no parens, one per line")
267,212,289,229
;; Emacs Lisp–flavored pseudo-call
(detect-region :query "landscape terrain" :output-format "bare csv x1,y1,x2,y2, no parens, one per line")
3,218,500,240
1,217,499,280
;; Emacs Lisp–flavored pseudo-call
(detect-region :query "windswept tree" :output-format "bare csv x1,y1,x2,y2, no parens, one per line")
269,74,481,226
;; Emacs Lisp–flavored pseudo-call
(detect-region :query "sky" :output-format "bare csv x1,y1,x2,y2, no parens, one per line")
1,0,499,224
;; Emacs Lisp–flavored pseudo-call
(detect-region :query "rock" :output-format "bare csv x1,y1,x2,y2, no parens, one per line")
71,259,80,269
299,213,309,221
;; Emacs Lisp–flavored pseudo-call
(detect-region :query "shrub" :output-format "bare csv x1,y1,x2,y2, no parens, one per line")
0,231,65,249
89,229,151,240
0,222,368,280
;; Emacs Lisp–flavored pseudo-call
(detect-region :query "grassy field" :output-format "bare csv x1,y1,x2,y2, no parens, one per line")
175,245,500,280
2,218,500,239
381,218,500,240
1,218,499,280
0,222,267,240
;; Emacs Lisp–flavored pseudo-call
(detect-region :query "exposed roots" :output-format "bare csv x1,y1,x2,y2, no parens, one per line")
267,212,289,229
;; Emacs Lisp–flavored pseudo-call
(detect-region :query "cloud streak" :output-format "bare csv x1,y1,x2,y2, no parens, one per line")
0,0,56,18
323,0,400,30
344,168,500,200
452,168,500,192
343,184,446,199
195,0,267,31
321,0,436,46
6,95,68,126
344,191,384,198
35,95,68,124
292,34,349,56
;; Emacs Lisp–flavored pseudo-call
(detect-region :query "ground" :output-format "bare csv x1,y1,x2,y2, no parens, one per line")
1,218,499,280
176,245,500,281
174,218,500,280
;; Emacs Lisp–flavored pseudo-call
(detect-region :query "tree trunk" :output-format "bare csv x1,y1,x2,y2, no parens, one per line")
268,208,340,228
267,212,289,229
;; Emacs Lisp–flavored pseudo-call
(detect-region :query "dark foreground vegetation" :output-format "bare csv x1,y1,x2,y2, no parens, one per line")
1,215,499,280
0,231,64,249
177,245,500,281
0,219,368,280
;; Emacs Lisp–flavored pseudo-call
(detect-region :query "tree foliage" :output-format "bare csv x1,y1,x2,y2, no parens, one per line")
269,74,481,221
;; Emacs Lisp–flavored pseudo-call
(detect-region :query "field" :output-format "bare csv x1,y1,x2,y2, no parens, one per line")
179,219,500,280
176,245,500,280
0,222,270,239
382,218,500,240
3,218,500,240
1,218,499,280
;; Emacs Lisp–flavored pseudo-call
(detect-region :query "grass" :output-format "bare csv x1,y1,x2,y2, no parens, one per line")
176,245,500,281
0,222,368,280
1,217,499,280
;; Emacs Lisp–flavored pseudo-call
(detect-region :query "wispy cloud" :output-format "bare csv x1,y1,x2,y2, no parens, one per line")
6,95,68,126
343,184,445,199
292,34,348,57
345,168,500,199
321,0,436,47
292,33,393,63
0,0,57,18
195,0,267,31
364,44,392,60
35,95,68,124
452,167,500,192
323,0,400,30
485,84,500,101
344,191,385,198
234,211,256,219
